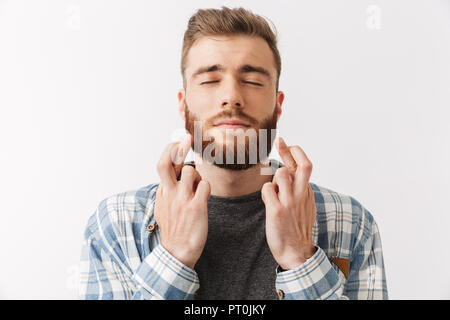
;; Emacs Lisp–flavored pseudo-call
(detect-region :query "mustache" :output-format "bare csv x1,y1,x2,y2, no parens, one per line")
208,109,257,127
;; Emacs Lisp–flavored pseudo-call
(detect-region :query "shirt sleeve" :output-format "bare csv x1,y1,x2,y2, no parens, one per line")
274,219,388,300
78,226,200,300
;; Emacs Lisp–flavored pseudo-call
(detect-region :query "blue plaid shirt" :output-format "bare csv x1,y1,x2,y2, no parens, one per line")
79,159,388,300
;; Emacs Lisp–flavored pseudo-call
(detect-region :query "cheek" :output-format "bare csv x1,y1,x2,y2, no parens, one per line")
189,85,215,100
188,92,216,114
245,91,275,109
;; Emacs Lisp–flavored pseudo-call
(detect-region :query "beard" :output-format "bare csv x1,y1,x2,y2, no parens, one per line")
184,102,278,171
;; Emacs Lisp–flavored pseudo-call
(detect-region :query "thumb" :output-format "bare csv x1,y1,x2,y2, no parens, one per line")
261,182,279,209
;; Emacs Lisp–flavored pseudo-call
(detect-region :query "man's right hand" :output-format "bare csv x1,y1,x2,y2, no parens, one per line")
154,134,210,270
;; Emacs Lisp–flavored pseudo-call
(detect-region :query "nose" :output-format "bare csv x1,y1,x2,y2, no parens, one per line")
220,79,244,109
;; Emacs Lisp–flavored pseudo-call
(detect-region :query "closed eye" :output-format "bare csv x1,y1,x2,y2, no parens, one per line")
200,80,262,86
200,80,219,85
244,81,262,86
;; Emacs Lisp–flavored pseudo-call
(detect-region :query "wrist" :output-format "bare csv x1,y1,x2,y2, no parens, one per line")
279,258,306,270
299,244,317,260
161,243,198,269
279,245,317,270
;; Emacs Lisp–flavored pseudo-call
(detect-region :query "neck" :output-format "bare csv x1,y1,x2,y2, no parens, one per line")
193,153,274,198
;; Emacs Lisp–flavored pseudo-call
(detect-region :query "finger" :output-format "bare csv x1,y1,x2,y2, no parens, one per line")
193,180,211,203
289,146,313,191
272,164,293,191
157,142,180,187
261,182,280,209
179,165,202,198
275,137,297,176
156,134,192,188
272,167,293,204
173,134,192,179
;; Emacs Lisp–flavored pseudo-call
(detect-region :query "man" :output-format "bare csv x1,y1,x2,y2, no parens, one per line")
79,6,388,300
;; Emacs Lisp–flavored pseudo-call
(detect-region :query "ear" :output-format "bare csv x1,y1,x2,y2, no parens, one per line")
276,91,285,122
178,88,186,121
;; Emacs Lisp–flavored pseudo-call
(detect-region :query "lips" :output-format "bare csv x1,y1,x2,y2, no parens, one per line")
214,119,250,128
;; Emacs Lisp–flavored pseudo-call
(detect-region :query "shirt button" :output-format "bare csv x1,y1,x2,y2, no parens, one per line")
277,289,285,299
147,224,155,232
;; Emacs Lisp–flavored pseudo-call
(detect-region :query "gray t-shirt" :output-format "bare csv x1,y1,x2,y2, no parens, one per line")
194,189,279,300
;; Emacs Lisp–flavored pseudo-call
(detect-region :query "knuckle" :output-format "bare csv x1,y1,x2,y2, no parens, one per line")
301,161,313,172
273,205,283,216
157,160,168,173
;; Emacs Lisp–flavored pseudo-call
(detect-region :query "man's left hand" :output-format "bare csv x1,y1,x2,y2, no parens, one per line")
262,137,317,270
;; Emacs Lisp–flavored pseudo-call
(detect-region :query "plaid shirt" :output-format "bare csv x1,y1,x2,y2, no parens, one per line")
79,159,388,300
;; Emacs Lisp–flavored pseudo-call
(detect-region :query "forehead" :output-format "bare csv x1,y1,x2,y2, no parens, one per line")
186,35,276,78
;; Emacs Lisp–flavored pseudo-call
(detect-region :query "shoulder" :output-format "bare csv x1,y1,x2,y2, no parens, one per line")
310,182,377,258
83,183,160,258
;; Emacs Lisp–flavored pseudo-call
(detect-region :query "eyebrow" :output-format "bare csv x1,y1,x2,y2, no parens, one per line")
191,64,272,80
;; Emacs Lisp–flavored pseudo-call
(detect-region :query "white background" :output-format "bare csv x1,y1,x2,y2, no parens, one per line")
0,0,449,299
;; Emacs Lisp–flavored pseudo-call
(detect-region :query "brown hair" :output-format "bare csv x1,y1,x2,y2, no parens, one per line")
181,6,281,90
